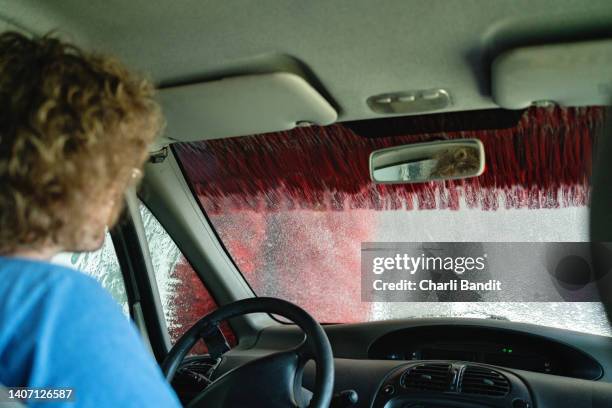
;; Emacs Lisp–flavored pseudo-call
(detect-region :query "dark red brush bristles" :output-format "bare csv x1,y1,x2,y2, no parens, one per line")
175,107,604,214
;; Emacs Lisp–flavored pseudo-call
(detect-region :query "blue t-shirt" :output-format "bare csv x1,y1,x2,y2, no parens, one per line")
0,257,181,407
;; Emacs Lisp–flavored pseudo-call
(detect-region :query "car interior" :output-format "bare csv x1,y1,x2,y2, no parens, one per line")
3,1,612,407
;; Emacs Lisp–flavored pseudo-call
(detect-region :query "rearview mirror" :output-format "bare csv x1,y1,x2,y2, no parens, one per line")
369,139,485,184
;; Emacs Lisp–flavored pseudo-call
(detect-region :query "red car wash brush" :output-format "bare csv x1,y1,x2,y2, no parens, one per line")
177,107,602,214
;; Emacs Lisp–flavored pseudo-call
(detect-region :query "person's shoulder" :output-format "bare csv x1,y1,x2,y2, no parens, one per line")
0,256,107,305
0,256,95,284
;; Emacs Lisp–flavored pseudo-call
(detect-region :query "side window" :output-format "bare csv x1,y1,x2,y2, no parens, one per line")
51,233,129,315
139,203,236,353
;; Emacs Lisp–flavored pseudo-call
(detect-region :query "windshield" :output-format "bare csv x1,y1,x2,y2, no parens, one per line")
174,107,611,337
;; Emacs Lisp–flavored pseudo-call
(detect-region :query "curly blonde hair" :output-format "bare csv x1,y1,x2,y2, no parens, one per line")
431,146,481,178
0,32,163,254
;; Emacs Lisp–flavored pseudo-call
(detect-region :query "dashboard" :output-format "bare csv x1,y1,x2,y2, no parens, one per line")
181,318,612,407
367,325,603,380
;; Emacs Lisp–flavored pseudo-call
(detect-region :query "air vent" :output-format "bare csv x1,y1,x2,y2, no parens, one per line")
401,363,452,391
460,366,510,397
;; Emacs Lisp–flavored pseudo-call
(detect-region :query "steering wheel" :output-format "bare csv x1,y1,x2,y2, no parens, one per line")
161,297,334,408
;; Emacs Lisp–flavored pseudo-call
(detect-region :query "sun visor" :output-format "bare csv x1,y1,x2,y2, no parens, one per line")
158,72,337,142
492,39,612,109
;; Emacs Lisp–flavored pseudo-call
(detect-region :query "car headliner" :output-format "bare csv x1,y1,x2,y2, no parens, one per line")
1,0,612,124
